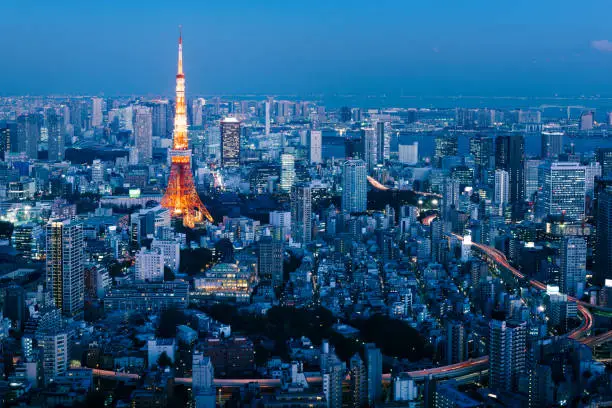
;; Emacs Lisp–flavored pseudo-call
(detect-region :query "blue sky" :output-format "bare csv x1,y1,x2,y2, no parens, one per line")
1,0,612,97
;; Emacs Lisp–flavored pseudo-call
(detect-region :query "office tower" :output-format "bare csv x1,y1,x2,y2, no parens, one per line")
270,210,291,240
342,159,367,213
528,365,554,408
398,142,418,165
220,117,241,167
291,184,312,244
3,284,25,331
524,159,543,200
541,126,563,158
69,100,85,135
91,97,103,127
91,160,104,184
134,106,153,164
349,354,367,408
39,328,70,384
151,239,181,273
585,162,602,198
265,99,271,135
192,352,215,408
494,169,510,206
47,110,65,162
152,100,169,137
258,235,283,287
364,343,382,405
442,177,460,215
191,98,204,127
489,319,527,392
434,134,458,166
280,153,296,192
309,130,322,164
161,32,213,227
13,223,43,260
495,134,525,218
365,127,378,170
539,161,586,220
595,188,612,285
560,236,587,297
135,248,164,282
596,148,612,178
17,113,41,159
323,355,345,408
580,111,594,131
469,135,493,180
46,220,84,317
445,321,465,365
376,121,389,163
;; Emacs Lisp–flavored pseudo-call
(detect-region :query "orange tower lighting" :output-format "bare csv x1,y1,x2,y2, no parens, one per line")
161,28,213,228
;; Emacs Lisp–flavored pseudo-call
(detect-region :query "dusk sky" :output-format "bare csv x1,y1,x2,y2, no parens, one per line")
2,0,612,97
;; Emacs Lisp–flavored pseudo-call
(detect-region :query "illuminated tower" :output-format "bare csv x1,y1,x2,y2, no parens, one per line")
161,29,213,228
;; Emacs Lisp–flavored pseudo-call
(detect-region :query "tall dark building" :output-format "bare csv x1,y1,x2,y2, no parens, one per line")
434,133,458,167
376,121,386,164
220,117,241,167
595,188,612,285
469,135,493,182
47,110,65,162
3,285,25,331
0,121,16,159
495,134,525,219
596,148,612,178
258,235,283,288
339,106,352,122
17,113,42,159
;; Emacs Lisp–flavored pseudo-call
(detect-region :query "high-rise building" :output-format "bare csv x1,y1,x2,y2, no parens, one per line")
541,126,564,158
595,188,612,285
192,352,215,408
323,354,345,408
135,248,165,282
364,343,382,405
220,117,241,167
160,31,213,228
434,134,458,166
47,110,65,162
13,223,43,260
489,319,527,392
580,111,594,131
3,284,25,331
265,99,271,136
524,159,543,200
585,162,602,198
342,159,367,213
191,98,204,127
376,121,389,163
538,161,586,220
309,130,322,164
349,354,367,408
151,239,181,273
560,236,587,297
46,219,84,317
91,97,103,127
258,235,283,287
91,159,104,184
365,127,378,170
469,135,493,182
39,328,70,385
291,184,312,244
597,147,612,178
151,100,169,138
280,153,296,192
494,169,510,206
269,210,291,240
495,134,525,218
134,106,153,164
17,113,41,159
399,142,418,165
445,321,465,365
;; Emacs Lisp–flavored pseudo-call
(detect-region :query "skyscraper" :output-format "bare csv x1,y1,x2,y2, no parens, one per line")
161,30,213,228
494,169,509,206
151,100,169,137
524,159,543,200
258,235,283,287
434,133,458,167
580,111,594,131
265,99,271,135
291,184,312,244
489,319,527,392
398,142,418,165
39,328,70,384
365,127,378,170
47,110,65,162
445,321,466,365
342,159,367,213
376,121,388,163
280,153,296,192
91,97,103,127
309,130,322,164
595,188,612,286
17,113,41,159
349,354,367,408
560,236,587,297
46,219,84,317
364,343,382,405
538,161,586,220
541,126,564,158
134,106,153,164
495,134,525,219
469,135,493,182
596,147,612,178
192,352,215,408
220,117,241,167
135,248,165,282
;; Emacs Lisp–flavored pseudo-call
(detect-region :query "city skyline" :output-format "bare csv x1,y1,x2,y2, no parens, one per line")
2,0,612,97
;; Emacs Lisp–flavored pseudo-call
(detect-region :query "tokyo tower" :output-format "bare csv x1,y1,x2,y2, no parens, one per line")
161,29,213,228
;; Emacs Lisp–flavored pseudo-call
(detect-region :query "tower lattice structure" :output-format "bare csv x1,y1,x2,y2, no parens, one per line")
161,30,213,228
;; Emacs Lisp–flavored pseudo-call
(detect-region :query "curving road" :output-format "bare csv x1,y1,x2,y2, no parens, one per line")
367,176,442,198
